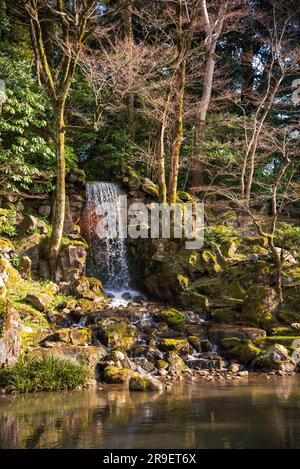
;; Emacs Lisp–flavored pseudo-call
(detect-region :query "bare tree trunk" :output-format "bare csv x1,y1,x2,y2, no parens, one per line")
49,103,66,277
192,48,216,189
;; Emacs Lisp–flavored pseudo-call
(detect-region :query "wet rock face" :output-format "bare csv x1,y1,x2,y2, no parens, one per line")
73,276,105,302
0,301,22,365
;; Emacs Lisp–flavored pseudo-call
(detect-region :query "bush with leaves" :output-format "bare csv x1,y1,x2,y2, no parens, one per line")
0,49,55,193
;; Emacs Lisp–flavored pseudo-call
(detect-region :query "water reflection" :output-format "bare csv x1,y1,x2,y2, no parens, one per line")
1,377,300,449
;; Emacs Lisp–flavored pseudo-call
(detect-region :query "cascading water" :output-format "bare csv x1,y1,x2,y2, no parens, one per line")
83,182,143,306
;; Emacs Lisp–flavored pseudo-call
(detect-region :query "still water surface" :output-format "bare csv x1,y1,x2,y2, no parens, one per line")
1,377,300,449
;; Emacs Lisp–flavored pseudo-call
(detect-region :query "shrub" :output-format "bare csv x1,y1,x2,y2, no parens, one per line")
0,356,90,393
204,225,238,247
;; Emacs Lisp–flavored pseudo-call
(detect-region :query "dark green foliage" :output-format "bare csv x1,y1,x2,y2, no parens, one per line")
0,356,90,393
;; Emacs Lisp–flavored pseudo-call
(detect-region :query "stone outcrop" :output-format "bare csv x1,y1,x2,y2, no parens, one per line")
0,300,22,365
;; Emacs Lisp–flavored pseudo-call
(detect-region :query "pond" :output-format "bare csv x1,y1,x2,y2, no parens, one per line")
1,376,300,449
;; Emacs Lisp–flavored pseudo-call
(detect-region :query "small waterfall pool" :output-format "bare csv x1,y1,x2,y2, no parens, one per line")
82,181,144,306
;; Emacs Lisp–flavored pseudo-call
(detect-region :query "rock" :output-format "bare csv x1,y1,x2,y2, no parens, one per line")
188,336,201,352
93,319,137,351
158,338,189,355
26,292,52,312
253,344,295,371
166,351,188,372
242,286,279,325
17,233,42,270
187,357,224,370
39,259,50,279
0,257,21,298
36,220,48,235
208,324,266,344
0,237,14,255
129,374,163,392
141,183,159,198
107,350,137,371
41,327,91,346
73,276,106,302
19,256,32,279
18,215,37,236
0,300,22,365
155,309,188,329
201,339,213,353
67,169,85,184
220,338,261,365
38,204,51,217
57,244,87,283
103,366,134,384
132,357,156,373
229,363,240,373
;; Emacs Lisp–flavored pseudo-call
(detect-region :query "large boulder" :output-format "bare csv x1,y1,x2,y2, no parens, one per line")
253,344,295,371
93,319,137,351
220,338,261,365
0,300,22,365
18,215,38,236
158,338,189,355
242,286,279,325
103,366,134,384
26,292,52,312
57,243,87,283
129,374,163,392
208,324,266,344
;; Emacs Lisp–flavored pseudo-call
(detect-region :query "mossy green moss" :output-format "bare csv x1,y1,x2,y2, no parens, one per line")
159,338,189,354
103,366,133,384
220,338,262,365
156,308,187,328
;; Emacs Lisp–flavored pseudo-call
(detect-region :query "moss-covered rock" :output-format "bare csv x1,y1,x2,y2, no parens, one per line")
165,351,188,372
158,338,189,355
155,308,187,328
242,286,279,326
141,183,159,198
93,319,137,351
253,344,294,371
73,276,106,303
103,366,134,384
129,374,163,392
220,338,262,365
0,237,14,254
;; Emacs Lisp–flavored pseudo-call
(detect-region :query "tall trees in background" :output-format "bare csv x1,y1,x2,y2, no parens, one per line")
24,0,98,276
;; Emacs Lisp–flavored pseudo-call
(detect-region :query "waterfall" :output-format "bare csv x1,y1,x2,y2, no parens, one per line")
83,182,142,305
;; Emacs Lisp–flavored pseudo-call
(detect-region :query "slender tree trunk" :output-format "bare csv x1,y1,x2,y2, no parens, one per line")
192,48,216,190
49,103,66,277
157,121,167,204
268,237,283,303
168,59,186,204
